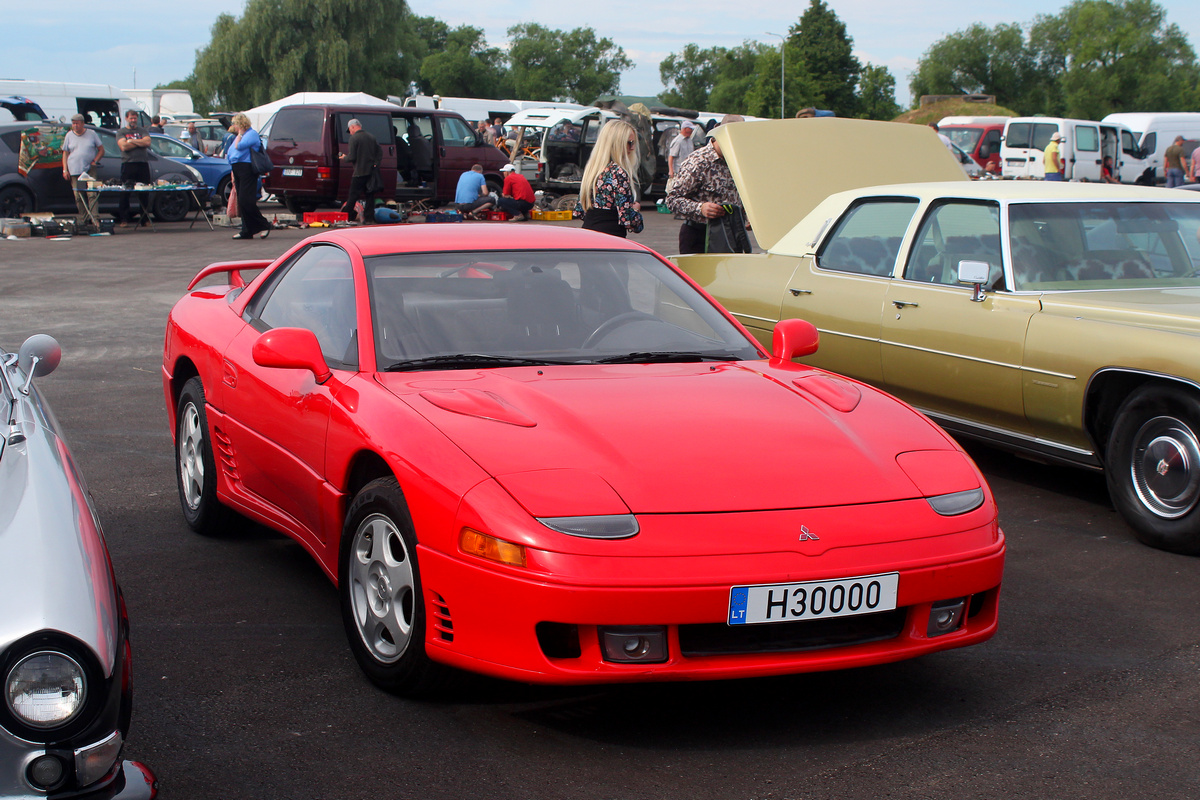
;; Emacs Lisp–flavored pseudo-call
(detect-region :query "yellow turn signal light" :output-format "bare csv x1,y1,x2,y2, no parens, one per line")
459,529,527,567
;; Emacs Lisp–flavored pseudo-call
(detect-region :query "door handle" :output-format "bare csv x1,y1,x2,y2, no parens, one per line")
789,288,811,296
892,300,919,309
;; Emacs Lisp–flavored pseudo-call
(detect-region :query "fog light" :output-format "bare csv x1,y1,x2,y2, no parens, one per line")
927,598,967,637
598,626,668,664
27,754,67,790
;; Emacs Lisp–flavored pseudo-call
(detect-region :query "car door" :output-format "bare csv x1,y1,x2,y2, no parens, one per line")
218,243,359,549
880,199,1040,436
1071,124,1102,182
783,197,921,385
435,113,485,192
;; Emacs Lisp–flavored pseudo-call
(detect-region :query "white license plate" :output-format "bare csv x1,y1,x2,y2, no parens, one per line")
282,168,303,177
728,572,899,625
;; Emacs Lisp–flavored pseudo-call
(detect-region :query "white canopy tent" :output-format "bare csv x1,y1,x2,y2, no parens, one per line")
241,92,399,130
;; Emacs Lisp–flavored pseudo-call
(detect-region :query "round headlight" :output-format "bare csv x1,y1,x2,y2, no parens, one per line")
5,652,87,729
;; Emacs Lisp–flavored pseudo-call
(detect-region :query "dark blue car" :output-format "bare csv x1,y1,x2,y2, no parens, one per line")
149,133,231,206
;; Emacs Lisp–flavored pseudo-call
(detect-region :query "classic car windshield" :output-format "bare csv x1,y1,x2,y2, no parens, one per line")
1009,202,1200,290
364,250,760,370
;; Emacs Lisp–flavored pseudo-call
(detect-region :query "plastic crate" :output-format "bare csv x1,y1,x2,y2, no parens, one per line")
303,211,348,224
532,209,573,221
486,210,509,221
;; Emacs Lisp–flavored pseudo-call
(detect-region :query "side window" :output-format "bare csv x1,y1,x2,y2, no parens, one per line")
406,115,434,143
336,113,393,146
1075,125,1099,152
97,130,118,158
816,199,918,276
1121,129,1139,155
151,137,191,157
270,108,324,142
254,245,358,368
1142,132,1157,156
438,115,476,147
905,201,1002,287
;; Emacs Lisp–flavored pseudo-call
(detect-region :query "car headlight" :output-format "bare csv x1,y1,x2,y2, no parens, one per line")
927,488,985,516
5,652,87,729
184,163,204,182
538,514,640,538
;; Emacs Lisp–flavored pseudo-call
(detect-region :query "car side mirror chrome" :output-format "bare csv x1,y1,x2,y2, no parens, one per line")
15,334,61,394
772,318,820,361
252,328,332,384
957,260,991,302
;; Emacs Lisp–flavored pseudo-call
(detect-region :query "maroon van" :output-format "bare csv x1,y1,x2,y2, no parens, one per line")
262,104,507,212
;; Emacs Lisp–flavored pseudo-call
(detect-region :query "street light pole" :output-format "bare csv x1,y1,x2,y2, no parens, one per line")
765,32,785,118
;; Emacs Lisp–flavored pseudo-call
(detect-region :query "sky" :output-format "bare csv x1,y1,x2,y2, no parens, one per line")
3,0,1199,111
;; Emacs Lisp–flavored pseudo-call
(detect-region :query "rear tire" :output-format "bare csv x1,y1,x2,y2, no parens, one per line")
0,185,34,218
1105,385,1200,554
175,377,236,535
339,477,454,696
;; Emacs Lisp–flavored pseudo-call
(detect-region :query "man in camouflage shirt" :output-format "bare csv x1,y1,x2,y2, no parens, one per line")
665,114,745,254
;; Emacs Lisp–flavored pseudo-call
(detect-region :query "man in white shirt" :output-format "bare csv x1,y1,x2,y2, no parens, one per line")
61,114,104,225
667,122,696,189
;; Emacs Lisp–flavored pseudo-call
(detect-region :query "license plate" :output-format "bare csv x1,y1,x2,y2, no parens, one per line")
282,168,303,177
728,572,899,625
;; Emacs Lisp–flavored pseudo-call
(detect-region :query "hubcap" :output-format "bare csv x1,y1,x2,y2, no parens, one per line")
178,401,205,511
349,514,415,663
1130,415,1200,518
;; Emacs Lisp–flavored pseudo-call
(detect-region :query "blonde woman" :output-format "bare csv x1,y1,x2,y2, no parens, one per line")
226,112,273,240
573,120,643,237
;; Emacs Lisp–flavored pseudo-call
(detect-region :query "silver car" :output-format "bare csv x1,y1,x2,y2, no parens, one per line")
1,335,155,799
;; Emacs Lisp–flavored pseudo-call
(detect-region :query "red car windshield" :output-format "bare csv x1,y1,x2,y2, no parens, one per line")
364,250,760,370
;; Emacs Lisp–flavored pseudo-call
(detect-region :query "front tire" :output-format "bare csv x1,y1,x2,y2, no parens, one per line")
339,478,451,696
175,377,234,534
1106,385,1200,554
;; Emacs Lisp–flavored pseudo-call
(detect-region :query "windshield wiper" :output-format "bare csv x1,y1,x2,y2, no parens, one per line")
383,354,582,372
594,351,743,365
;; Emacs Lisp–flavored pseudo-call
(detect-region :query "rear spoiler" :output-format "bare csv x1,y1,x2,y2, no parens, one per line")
187,260,273,291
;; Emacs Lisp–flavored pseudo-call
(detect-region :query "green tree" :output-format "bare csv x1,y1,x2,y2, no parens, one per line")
856,63,900,120
420,26,509,98
507,23,632,103
788,0,860,116
193,0,409,110
909,22,1042,111
707,42,770,115
1031,0,1200,118
659,44,721,109
744,43,820,118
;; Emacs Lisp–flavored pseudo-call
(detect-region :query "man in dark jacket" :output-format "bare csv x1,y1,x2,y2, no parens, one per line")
340,118,382,223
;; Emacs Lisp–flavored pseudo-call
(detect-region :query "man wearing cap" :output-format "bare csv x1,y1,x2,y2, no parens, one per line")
1164,135,1188,188
667,122,696,189
497,163,535,221
1044,131,1065,181
61,114,104,226
665,114,748,254
339,118,382,224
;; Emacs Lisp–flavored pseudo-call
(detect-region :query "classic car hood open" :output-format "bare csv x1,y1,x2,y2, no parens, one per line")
712,118,967,251
381,362,956,514
1039,287,1200,334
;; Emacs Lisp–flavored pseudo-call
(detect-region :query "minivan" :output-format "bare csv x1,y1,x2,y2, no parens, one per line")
261,104,507,212
1000,117,1126,181
937,116,1008,171
1102,112,1200,183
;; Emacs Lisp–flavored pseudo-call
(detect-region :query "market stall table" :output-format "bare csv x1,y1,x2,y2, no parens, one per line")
76,183,214,231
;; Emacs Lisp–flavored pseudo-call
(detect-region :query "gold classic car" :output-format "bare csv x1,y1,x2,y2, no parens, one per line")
679,118,1200,555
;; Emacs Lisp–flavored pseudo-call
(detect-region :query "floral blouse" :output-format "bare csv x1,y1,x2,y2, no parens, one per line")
573,162,644,233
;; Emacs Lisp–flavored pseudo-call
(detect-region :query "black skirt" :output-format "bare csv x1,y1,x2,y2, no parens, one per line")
580,207,626,238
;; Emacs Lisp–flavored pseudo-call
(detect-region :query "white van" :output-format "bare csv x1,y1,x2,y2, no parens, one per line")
1101,112,1200,182
0,79,144,127
1001,117,1126,181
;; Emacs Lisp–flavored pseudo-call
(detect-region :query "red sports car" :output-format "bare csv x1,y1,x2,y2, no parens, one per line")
162,224,1005,695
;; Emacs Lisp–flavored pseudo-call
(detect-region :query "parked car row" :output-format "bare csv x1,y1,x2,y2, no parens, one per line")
0,121,208,220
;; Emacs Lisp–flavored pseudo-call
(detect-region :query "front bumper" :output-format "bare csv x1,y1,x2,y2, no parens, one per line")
418,529,1005,685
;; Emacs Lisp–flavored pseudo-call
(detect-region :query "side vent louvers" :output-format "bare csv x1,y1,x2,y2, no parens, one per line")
431,592,453,642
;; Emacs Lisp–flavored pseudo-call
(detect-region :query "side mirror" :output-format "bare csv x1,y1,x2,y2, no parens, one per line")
957,260,991,302
15,334,61,395
771,318,820,361
252,327,332,384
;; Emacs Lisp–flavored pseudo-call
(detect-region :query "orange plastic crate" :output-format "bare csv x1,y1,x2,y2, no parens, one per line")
303,211,349,224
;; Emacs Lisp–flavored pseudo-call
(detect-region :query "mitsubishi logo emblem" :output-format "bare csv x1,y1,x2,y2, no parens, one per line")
1157,459,1171,477
798,525,820,542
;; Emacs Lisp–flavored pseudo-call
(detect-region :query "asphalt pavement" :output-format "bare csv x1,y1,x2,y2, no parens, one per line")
2,207,1198,800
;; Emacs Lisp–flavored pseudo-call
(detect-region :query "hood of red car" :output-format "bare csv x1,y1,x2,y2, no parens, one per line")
378,362,955,514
